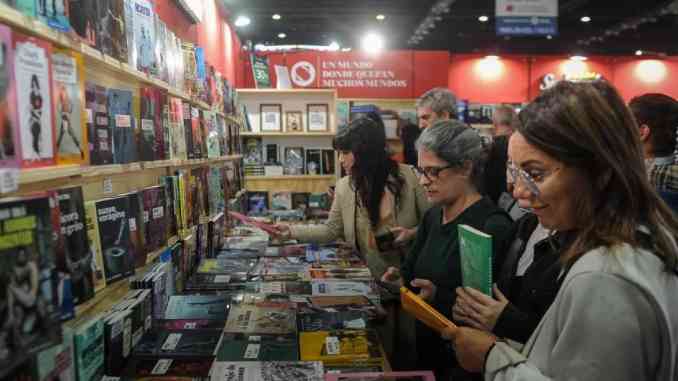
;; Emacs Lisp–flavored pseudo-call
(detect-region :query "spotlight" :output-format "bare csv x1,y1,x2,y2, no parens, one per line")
272,14,281,20
235,15,251,27
478,15,489,22
361,33,384,53
328,41,340,51
376,14,385,21
581,16,591,23
278,33,286,39
635,50,643,56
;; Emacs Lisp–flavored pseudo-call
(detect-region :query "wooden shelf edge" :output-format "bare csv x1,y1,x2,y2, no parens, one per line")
19,164,83,184
245,175,336,180
236,88,338,95
241,132,335,137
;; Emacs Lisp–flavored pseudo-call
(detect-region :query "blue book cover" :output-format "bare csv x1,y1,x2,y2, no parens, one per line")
73,318,105,381
108,88,138,164
164,295,229,321
37,0,70,31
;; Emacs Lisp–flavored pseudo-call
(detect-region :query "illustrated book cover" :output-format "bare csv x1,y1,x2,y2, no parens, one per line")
108,88,138,164
95,195,135,283
52,48,87,165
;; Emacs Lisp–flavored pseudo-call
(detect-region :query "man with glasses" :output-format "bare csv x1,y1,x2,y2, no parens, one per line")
416,87,458,130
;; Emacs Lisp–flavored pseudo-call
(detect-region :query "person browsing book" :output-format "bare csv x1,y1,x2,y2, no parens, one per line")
443,80,678,381
381,120,513,380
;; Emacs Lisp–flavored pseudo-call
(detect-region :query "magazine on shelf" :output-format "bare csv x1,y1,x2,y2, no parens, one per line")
216,333,299,362
108,88,138,164
95,195,135,283
52,48,87,165
209,361,324,381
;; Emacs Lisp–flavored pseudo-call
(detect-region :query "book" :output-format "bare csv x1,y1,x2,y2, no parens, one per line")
216,333,299,362
400,286,457,334
307,268,372,281
139,87,160,161
73,318,105,381
85,83,113,165
154,15,169,82
284,147,305,175
95,195,135,283
208,167,224,217
102,309,133,376
97,0,127,61
84,200,107,292
132,0,156,74
36,325,76,381
108,88,137,164
37,0,70,31
0,194,62,378
246,192,268,215
207,213,225,257
458,224,493,295
125,191,147,268
0,25,19,173
13,0,36,17
168,96,186,160
305,149,321,175
13,31,56,167
299,329,383,366
191,106,204,159
311,281,375,297
297,310,370,332
52,48,87,164
324,371,436,381
68,0,97,46
243,137,263,166
209,361,324,381
160,92,170,160
292,193,310,211
57,187,95,307
163,295,229,321
322,149,335,175
133,329,223,359
205,111,221,159
143,185,167,252
128,357,214,379
224,305,296,335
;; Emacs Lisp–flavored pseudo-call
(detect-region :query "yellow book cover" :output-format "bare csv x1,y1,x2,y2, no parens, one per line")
52,48,88,165
84,201,106,292
299,330,383,366
177,171,188,232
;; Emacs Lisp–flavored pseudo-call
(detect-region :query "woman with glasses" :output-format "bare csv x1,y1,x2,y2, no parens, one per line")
381,120,513,380
445,81,678,380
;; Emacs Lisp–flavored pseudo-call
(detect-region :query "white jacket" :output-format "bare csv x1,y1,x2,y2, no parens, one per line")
485,242,678,381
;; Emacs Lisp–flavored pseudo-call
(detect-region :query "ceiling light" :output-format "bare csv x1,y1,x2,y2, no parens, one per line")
570,55,587,61
254,43,265,51
329,41,340,51
341,47,352,52
478,15,489,22
546,35,553,40
581,16,591,23
361,33,384,53
484,55,500,60
376,14,385,21
235,15,251,27
278,33,287,39
635,50,643,56
272,14,281,20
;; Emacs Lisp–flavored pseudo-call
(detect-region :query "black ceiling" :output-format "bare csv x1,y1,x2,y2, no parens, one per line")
223,0,678,55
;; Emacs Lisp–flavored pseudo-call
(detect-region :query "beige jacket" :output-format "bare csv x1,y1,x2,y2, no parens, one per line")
290,164,430,277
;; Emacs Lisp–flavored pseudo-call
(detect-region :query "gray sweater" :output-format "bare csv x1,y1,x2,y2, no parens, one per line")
485,242,678,380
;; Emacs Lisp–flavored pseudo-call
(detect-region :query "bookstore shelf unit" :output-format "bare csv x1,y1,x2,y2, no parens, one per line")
237,89,340,203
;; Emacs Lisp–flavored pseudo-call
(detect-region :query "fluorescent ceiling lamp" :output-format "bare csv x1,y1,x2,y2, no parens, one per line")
581,16,591,23
478,15,489,22
235,15,251,27
362,33,384,52
278,33,287,39
272,14,281,20
376,14,385,20
570,55,587,61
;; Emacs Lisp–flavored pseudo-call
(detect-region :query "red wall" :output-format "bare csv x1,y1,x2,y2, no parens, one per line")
448,54,530,103
611,57,678,101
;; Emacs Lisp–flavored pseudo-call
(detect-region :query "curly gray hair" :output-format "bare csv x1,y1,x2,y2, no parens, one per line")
416,87,458,118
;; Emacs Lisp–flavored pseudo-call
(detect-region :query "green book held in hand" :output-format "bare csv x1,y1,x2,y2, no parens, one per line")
458,224,493,295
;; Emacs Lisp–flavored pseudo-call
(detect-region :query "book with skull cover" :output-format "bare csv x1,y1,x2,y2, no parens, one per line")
12,31,56,167
0,193,62,379
68,0,98,47
52,48,88,165
139,87,160,161
108,88,138,164
57,187,95,308
142,185,167,252
85,83,113,165
95,195,135,283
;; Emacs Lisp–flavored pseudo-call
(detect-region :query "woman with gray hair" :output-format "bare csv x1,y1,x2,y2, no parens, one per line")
382,120,513,380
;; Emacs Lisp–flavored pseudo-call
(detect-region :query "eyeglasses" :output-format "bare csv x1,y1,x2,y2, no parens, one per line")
507,161,560,197
414,165,455,182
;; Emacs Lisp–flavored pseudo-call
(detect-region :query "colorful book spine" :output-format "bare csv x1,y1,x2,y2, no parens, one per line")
73,318,105,381
84,200,107,292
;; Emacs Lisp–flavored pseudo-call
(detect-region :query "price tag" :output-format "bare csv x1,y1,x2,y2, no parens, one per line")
129,218,137,232
103,178,113,195
183,322,197,329
141,119,154,131
86,109,93,123
123,318,132,357
325,336,340,355
248,336,261,342
151,359,173,375
344,318,366,329
115,114,132,128
161,333,182,351
0,169,19,194
152,206,164,219
243,343,260,359
213,275,230,283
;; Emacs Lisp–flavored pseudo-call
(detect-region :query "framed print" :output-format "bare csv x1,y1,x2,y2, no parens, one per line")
284,146,305,175
307,103,329,132
285,111,303,132
260,103,282,132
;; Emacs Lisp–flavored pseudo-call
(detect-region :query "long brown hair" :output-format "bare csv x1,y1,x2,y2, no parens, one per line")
518,80,678,273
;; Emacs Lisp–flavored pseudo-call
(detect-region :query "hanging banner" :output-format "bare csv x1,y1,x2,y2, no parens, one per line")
250,54,272,88
496,0,558,36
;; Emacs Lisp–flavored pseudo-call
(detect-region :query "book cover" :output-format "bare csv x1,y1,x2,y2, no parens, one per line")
247,191,268,214
160,92,170,160
209,361,324,381
260,281,312,295
243,137,262,166
271,192,293,211
53,48,87,164
73,318,105,381
305,149,321,175
308,268,372,281
96,0,127,61
181,41,196,97
299,330,382,365
13,32,56,167
216,333,299,362
208,167,224,217
139,87,160,161
36,0,70,31
193,166,209,219
142,185,167,252
284,147,305,175
129,357,214,379
68,0,97,46
154,15,168,82
0,194,62,378
0,25,19,172
36,325,76,381
133,329,223,359
123,0,135,66
108,88,137,164
458,224,493,296
57,187,95,307
207,213,225,258
291,193,310,211
168,96,186,160
132,0,156,74
297,310,369,332
190,106,202,159
125,191,147,268
321,149,335,175
224,305,296,335
311,281,374,297
163,295,229,321
325,371,436,381
181,101,193,159
205,111,220,159
102,309,133,376
87,83,113,165
84,200,107,292
95,195,135,283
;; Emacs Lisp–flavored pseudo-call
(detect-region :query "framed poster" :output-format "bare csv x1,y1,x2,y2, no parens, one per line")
260,104,282,132
307,103,329,132
285,111,303,132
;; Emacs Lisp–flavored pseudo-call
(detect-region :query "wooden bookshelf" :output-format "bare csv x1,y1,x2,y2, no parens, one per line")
246,175,335,180
241,132,336,137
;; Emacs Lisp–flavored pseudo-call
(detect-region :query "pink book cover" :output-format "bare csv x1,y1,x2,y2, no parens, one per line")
12,31,56,167
0,24,19,170
325,371,436,381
